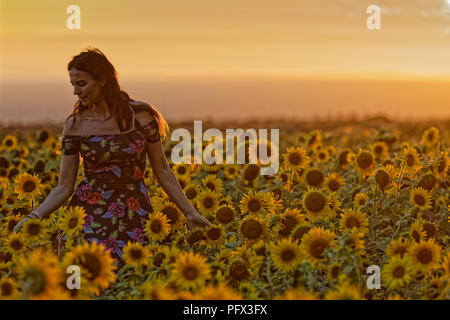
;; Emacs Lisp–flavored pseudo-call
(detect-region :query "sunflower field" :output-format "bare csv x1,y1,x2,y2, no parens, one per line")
0,120,449,300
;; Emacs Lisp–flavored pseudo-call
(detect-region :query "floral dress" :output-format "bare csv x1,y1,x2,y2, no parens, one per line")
60,105,160,263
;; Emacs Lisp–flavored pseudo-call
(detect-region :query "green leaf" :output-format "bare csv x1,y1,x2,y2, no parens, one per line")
102,152,111,160
111,230,118,239
128,209,134,220
89,179,96,186
343,265,353,275
98,200,106,205
100,139,107,148
111,217,117,225
91,222,101,228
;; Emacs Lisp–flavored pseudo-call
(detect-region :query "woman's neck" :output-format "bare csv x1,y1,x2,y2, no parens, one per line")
84,99,113,118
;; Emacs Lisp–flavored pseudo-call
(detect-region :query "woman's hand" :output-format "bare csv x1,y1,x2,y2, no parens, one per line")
13,212,41,233
185,210,212,230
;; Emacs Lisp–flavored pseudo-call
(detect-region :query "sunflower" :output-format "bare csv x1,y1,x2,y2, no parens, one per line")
2,135,18,150
21,217,48,244
274,288,319,300
4,214,21,235
202,224,225,247
202,174,224,195
13,172,42,201
402,146,422,174
417,173,438,192
337,149,351,169
374,165,396,191
159,201,185,230
183,183,201,205
409,239,442,272
290,223,312,243
17,248,61,299
301,227,335,267
327,262,341,281
197,190,220,216
63,241,117,296
344,230,365,255
194,283,243,300
301,189,329,221
270,238,303,272
324,173,345,193
122,241,151,268
59,206,86,238
177,175,190,190
144,211,171,242
386,238,411,258
422,221,438,241
172,251,210,290
6,233,26,256
370,141,389,160
240,216,267,243
239,190,270,217
340,208,369,234
277,208,305,238
433,151,448,179
410,220,426,243
302,167,324,188
224,164,239,180
315,148,330,163
409,187,432,211
215,204,236,224
241,163,260,184
227,259,252,284
173,163,190,178
421,126,440,147
353,149,376,178
140,280,176,300
327,192,341,219
0,277,19,300
382,256,414,290
354,192,368,208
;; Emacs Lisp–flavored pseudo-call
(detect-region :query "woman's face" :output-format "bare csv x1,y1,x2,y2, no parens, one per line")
69,68,105,107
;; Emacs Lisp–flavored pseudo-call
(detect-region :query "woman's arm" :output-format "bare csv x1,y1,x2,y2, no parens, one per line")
33,153,79,219
147,139,211,229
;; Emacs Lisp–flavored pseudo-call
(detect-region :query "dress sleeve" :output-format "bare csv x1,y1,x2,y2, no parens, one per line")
61,136,81,155
141,118,161,143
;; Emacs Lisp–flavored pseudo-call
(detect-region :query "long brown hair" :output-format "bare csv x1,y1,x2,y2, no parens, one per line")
65,47,169,139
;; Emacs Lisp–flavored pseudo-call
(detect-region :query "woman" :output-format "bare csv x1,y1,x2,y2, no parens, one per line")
13,48,211,263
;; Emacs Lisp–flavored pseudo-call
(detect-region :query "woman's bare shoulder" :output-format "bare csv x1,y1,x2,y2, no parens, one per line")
62,115,82,136
131,100,157,124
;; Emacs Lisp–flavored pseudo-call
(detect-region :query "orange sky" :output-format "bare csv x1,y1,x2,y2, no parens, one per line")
1,0,450,122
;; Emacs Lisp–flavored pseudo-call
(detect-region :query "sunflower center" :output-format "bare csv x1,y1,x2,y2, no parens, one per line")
153,252,165,267
244,164,259,181
240,219,263,239
309,239,329,259
182,265,199,280
26,223,41,236
177,166,186,175
359,199,366,206
423,223,436,239
10,239,23,251
162,207,179,225
392,266,405,279
23,181,36,193
418,174,436,191
227,167,236,174
437,158,446,173
68,218,78,229
281,249,295,262
185,187,197,199
330,265,339,279
339,151,349,166
346,217,360,229
305,192,326,212
394,247,407,257
374,146,383,154
375,170,390,189
1,282,13,296
417,248,432,264
206,182,215,191
203,197,214,209
83,253,101,280
293,226,310,243
230,261,249,280
248,199,261,213
357,152,373,169
414,195,426,206
207,227,221,240
216,207,234,223
5,139,13,147
412,230,421,243
278,215,298,236
186,230,205,246
130,248,143,260
150,220,162,233
406,154,415,167
289,153,302,165
306,170,324,187
8,220,18,232
328,179,340,192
